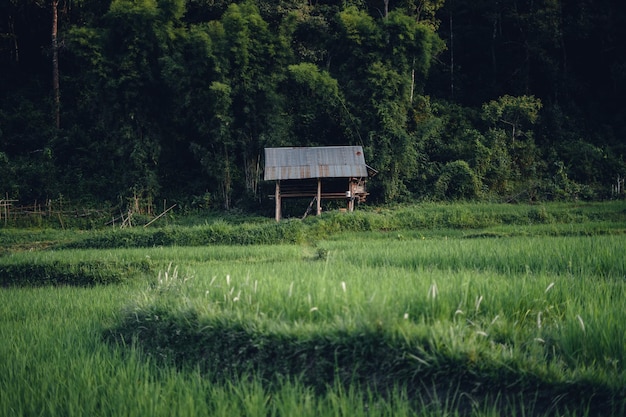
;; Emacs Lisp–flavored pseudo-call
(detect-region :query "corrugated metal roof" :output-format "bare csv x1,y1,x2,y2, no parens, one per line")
264,146,368,180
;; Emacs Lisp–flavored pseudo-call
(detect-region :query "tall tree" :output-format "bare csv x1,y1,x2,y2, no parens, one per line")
214,1,283,203
330,6,442,201
481,95,543,196
281,63,347,147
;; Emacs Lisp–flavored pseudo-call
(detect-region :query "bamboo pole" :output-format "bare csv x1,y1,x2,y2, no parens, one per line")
144,204,176,227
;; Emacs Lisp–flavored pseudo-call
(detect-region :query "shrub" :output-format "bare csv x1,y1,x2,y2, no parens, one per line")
434,161,482,200
0,259,151,287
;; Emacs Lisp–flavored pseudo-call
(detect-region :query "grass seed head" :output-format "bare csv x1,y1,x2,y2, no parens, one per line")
428,282,438,299
576,314,585,332
475,295,483,312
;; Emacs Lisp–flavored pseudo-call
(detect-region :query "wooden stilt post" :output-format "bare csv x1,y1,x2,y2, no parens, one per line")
275,181,281,222
316,178,322,216
347,180,354,212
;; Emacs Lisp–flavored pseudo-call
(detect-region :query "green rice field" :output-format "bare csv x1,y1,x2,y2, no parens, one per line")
1,202,625,416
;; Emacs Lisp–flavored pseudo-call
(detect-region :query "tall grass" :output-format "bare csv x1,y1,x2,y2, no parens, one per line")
2,201,626,416
330,234,626,277
98,233,626,415
1,286,527,417
0,287,323,416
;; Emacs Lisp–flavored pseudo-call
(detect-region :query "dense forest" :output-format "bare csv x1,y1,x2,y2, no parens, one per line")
1,0,625,211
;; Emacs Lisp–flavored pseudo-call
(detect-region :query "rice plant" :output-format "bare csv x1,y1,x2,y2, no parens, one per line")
2,201,625,416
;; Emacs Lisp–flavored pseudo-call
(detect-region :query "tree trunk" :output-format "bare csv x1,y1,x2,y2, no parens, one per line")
9,17,19,62
410,58,415,103
222,145,232,210
244,152,261,198
449,12,454,99
52,0,60,129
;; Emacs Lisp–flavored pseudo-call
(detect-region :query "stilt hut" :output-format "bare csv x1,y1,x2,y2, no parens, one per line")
264,146,374,221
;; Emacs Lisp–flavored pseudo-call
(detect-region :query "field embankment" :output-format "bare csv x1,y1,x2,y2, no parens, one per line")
3,201,626,251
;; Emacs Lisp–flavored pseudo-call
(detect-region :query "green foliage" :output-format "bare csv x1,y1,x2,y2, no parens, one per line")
337,6,381,47
1,0,624,206
482,95,542,141
434,160,481,200
280,63,346,147
477,96,544,197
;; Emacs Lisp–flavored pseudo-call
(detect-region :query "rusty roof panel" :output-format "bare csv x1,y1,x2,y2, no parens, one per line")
264,146,369,180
